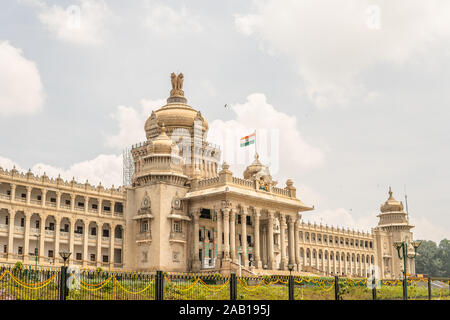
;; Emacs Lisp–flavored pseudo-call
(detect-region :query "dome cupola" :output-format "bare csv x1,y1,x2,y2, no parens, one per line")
380,187,404,213
151,124,173,154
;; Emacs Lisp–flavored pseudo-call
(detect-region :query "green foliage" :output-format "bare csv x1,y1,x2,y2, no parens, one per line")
416,239,450,277
13,261,23,272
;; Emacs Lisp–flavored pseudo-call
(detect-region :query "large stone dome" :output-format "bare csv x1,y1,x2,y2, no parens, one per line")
144,102,208,139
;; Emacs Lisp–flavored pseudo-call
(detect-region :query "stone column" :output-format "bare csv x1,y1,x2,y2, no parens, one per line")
279,213,287,270
71,194,76,211
41,189,47,208
230,209,236,262
83,220,89,267
10,184,16,202
267,211,274,269
109,223,115,269
96,223,102,267
98,198,103,213
39,214,46,263
56,192,61,210
253,210,262,268
84,196,89,214
294,218,300,271
7,210,15,260
69,218,75,262
192,210,201,270
223,208,230,259
241,208,248,268
261,226,267,267
54,218,60,264
288,216,296,270
216,209,222,263
26,186,32,205
23,212,31,262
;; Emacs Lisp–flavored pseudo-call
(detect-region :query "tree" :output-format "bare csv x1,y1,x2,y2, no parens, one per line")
415,239,450,277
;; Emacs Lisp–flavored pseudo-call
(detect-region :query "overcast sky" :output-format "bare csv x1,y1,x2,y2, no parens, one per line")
1,0,449,242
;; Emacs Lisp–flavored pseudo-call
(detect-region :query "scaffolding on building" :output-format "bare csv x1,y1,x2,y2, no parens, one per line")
122,146,134,186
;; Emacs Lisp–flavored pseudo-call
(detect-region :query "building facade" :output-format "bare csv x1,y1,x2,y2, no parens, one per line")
0,73,416,279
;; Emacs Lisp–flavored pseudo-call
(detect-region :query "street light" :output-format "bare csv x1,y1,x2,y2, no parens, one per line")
35,234,40,270
59,251,72,268
287,263,294,276
393,239,421,300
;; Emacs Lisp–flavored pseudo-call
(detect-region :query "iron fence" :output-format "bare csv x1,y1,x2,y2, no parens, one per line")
0,264,449,300
0,265,60,300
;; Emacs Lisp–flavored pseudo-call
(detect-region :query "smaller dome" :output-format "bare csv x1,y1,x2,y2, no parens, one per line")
243,153,264,179
380,187,404,213
151,125,173,154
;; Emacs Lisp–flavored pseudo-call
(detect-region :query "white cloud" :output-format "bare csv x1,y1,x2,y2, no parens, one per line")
235,0,450,107
410,216,450,243
302,208,378,233
208,93,324,180
0,41,44,116
0,154,122,188
106,98,165,149
302,208,450,242
22,0,113,45
143,2,203,35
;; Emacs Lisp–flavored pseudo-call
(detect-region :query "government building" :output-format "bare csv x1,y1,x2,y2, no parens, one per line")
0,73,416,279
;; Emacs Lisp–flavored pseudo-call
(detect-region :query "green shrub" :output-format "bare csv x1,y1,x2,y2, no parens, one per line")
13,261,24,272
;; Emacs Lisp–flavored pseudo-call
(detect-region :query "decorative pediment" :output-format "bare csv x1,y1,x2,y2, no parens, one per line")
136,191,152,217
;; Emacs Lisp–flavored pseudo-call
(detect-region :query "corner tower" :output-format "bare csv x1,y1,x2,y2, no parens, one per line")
373,187,415,279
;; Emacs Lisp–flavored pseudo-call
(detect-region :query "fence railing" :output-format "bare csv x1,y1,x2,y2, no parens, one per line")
0,265,449,300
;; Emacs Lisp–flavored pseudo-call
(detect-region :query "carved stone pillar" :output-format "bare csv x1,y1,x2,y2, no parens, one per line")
96,222,102,267
253,209,262,268
98,198,103,213
10,184,16,202
69,218,75,263
192,210,201,271
288,216,296,270
39,213,46,263
55,218,60,264
83,220,89,267
294,218,300,271
23,212,31,262
222,208,230,259
84,196,89,214
26,186,32,205
267,211,274,269
279,213,287,270
109,223,115,269
216,209,222,263
41,189,47,208
241,208,248,268
71,194,76,212
7,210,15,260
56,191,61,210
230,209,236,262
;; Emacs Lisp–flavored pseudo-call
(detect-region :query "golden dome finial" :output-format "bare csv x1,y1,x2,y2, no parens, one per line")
388,186,393,199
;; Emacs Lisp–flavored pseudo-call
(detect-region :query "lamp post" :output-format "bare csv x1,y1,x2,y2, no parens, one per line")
59,250,72,268
287,263,294,300
393,240,421,300
59,251,71,300
287,263,294,276
35,234,40,270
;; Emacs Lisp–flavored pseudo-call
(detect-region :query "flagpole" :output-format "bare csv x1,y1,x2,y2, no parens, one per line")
255,129,257,156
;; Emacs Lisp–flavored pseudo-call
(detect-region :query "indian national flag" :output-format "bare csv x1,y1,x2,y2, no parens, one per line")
240,132,256,147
